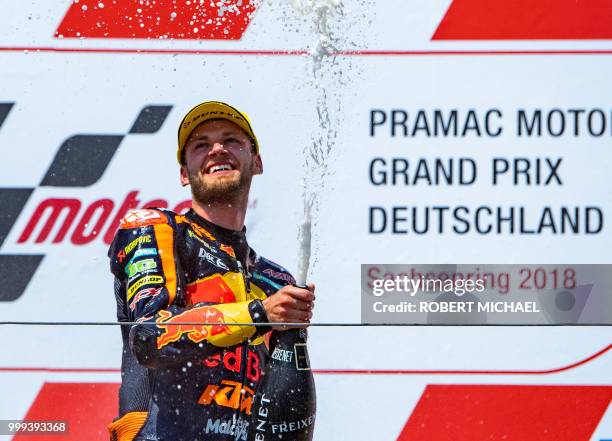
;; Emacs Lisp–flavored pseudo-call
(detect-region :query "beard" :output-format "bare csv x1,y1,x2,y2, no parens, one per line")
188,168,251,205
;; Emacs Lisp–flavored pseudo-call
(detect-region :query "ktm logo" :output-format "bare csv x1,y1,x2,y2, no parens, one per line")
55,0,258,40
198,380,255,416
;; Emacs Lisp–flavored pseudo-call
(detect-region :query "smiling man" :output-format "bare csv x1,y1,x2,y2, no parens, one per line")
107,101,315,441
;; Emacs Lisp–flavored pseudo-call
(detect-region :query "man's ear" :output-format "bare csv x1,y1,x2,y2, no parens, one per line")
179,164,190,187
253,154,263,175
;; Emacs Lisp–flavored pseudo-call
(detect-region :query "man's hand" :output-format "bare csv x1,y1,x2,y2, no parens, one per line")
262,283,315,330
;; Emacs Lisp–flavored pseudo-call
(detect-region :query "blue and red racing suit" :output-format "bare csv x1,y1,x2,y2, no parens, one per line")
107,208,295,441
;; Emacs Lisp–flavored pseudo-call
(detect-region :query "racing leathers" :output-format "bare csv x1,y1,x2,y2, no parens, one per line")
107,208,295,441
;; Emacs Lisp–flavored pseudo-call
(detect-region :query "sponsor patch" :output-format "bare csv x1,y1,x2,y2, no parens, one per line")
262,268,295,284
125,258,158,278
198,380,255,416
252,272,282,290
204,417,248,440
132,247,158,259
129,287,162,311
178,217,216,241
188,229,217,253
120,209,166,229
123,234,152,256
199,248,230,270
127,275,164,300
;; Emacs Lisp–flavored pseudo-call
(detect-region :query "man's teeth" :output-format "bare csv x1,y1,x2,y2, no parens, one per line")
209,164,233,173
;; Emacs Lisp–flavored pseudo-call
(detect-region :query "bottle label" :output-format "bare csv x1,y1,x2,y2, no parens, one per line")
271,347,294,363
294,343,311,370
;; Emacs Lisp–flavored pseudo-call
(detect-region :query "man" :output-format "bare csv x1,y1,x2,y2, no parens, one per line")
107,101,315,441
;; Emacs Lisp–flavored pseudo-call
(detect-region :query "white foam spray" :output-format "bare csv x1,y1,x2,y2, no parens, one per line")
291,0,342,285
289,0,372,285
296,195,314,285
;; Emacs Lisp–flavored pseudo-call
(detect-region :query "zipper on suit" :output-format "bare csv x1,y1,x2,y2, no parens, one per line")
236,257,252,433
236,260,250,296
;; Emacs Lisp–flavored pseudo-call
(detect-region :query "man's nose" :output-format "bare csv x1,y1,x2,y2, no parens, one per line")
209,141,227,155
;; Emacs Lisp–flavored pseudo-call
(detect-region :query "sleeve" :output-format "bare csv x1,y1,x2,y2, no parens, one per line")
108,209,269,368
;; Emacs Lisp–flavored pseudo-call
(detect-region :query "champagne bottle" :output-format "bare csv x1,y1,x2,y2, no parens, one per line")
248,317,316,440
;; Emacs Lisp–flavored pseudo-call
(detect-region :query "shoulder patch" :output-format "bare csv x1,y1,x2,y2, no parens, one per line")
120,209,168,229
257,256,296,285
262,267,296,285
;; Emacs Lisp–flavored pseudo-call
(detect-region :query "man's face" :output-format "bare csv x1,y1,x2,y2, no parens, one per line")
180,119,263,204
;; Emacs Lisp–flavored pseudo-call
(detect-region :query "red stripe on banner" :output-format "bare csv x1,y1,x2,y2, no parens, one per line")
316,343,612,375
14,383,612,440
55,0,257,40
398,385,612,441
0,47,309,55
16,383,119,441
433,0,612,40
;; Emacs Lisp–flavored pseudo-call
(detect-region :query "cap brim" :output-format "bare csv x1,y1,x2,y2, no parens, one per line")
177,101,259,163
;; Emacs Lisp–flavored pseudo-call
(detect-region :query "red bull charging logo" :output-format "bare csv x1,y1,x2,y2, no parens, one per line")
156,307,231,349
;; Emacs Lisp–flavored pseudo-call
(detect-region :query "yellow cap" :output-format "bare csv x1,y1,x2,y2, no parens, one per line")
177,101,259,163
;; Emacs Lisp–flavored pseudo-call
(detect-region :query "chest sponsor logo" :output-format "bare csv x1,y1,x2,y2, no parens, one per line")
198,380,255,416
186,273,239,304
188,229,217,253
205,417,248,441
204,346,261,382
129,287,162,311
127,275,164,299
188,221,216,241
199,248,230,271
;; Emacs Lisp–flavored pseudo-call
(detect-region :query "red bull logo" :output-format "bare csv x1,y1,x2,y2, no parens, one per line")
204,346,261,382
186,274,238,305
156,307,231,349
